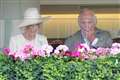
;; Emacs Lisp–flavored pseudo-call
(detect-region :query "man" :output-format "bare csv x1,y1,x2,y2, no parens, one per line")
65,8,113,51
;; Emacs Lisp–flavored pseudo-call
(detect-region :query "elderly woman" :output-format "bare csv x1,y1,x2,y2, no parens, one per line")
9,8,48,52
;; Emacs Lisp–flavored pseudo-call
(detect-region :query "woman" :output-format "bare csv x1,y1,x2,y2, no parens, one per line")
9,8,49,52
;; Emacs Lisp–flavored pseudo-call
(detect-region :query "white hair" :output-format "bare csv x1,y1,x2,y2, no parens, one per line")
79,8,97,24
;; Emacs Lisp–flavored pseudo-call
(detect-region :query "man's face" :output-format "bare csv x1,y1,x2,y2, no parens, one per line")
79,15,96,33
78,9,96,41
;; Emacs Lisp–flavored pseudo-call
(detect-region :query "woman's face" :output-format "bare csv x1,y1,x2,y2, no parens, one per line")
24,23,40,36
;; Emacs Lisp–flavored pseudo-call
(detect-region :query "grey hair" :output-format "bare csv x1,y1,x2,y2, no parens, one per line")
79,15,97,24
79,8,97,24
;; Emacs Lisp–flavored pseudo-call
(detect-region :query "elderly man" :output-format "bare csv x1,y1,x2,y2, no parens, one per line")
65,8,113,51
9,8,49,52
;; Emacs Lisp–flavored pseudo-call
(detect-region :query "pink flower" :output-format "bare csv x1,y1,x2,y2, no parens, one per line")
8,51,18,60
82,53,89,59
75,43,90,53
88,48,96,53
22,44,34,54
65,43,90,59
70,51,81,57
54,50,60,55
54,45,69,55
96,47,110,56
64,51,71,56
110,43,120,55
110,48,120,55
11,43,35,61
18,52,31,61
41,44,53,57
39,50,46,57
34,49,46,57
112,43,120,49
30,47,41,57
56,45,69,52
2,43,53,61
3,48,10,55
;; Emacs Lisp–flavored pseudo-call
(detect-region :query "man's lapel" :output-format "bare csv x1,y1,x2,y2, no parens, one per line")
79,31,86,43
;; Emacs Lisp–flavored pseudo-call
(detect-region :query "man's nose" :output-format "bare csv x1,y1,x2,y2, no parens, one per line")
85,23,90,28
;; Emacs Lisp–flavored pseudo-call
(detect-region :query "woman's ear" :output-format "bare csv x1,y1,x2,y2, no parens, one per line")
20,27,25,34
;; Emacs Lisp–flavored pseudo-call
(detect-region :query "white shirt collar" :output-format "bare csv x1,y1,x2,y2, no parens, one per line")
81,31,98,46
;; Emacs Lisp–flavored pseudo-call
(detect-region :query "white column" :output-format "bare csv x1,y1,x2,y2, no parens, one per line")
0,20,5,48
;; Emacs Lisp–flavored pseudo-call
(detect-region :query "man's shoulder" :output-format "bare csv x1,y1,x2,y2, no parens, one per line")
67,31,80,39
65,31,81,42
65,31,81,51
96,28,112,42
96,28,110,36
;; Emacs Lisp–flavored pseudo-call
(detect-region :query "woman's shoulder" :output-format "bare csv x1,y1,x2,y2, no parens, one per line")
37,34,47,39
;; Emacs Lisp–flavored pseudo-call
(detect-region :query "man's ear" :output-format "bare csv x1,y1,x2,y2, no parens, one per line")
94,16,97,24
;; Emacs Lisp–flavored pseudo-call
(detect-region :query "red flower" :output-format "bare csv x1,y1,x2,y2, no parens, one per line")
71,51,81,57
64,51,71,56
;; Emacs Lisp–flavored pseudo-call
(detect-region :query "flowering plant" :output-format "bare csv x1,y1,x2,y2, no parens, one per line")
95,47,110,56
3,44,53,61
2,43,120,61
41,44,53,57
63,43,120,60
110,43,120,55
70,43,91,60
54,45,69,57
